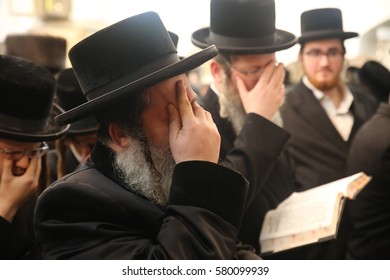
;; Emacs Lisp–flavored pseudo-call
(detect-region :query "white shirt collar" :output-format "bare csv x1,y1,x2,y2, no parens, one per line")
303,76,354,114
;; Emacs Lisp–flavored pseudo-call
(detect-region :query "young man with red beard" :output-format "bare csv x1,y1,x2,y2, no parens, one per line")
281,8,379,259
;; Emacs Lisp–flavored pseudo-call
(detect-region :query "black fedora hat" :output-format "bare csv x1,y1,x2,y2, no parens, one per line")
299,8,358,44
359,60,390,100
55,68,98,135
0,55,69,142
191,0,297,54
5,34,67,74
55,11,218,125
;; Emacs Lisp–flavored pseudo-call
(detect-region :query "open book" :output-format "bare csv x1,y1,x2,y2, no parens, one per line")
259,172,371,255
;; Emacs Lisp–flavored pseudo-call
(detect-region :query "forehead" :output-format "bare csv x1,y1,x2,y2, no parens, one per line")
146,74,189,106
231,53,276,65
303,38,343,50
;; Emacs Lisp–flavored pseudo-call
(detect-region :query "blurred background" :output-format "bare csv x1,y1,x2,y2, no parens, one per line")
1,0,389,86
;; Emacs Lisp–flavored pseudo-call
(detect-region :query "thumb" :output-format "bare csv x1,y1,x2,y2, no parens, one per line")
167,104,181,140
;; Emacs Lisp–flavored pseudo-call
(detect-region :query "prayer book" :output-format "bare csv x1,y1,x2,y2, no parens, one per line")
259,172,371,255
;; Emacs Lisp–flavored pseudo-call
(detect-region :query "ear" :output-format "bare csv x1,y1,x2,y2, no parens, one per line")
108,122,131,152
210,60,224,85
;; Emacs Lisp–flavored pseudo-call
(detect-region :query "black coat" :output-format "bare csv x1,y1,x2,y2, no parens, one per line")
280,80,379,259
347,103,390,259
282,81,379,189
199,87,296,253
0,196,39,259
34,142,250,259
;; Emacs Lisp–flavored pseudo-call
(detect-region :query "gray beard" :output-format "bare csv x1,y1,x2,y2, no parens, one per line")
219,75,283,135
113,138,175,206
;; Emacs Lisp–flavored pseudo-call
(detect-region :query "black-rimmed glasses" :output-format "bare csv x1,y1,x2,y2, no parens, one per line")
303,48,345,60
0,142,49,161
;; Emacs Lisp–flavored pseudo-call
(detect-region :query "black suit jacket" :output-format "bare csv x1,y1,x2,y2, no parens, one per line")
281,80,379,259
34,142,249,259
199,87,297,254
282,80,379,189
347,103,390,259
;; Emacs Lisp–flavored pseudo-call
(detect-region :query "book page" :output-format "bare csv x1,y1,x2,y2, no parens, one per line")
277,172,369,209
260,193,344,254
260,192,342,240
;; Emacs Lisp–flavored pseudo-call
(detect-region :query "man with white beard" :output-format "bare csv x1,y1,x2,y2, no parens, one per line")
34,12,258,259
191,0,299,255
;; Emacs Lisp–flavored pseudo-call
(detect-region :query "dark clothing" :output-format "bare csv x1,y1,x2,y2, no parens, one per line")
0,195,41,259
347,103,390,259
281,80,378,259
47,148,81,183
199,87,296,253
35,141,251,259
282,81,378,190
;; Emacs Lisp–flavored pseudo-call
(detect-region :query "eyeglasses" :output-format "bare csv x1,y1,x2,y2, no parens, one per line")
0,142,49,161
230,65,266,77
303,49,345,60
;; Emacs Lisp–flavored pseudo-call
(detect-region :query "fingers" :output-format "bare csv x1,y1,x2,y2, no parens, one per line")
176,80,194,125
167,103,180,140
1,158,13,182
27,157,42,186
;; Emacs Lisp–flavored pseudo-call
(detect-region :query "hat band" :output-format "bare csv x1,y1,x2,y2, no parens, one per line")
210,31,276,47
85,53,180,100
0,112,47,132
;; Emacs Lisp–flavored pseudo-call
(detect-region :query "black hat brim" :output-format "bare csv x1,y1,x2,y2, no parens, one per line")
0,104,70,142
299,30,358,44
55,45,218,126
191,27,297,54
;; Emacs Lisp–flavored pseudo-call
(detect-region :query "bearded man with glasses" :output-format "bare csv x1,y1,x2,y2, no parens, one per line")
192,0,299,255
0,55,69,259
281,8,379,259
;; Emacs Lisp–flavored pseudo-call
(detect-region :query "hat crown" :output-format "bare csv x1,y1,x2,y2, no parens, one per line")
191,0,296,54
210,0,275,38
69,11,178,100
56,68,86,111
5,34,66,74
299,8,358,43
0,55,69,141
301,8,343,34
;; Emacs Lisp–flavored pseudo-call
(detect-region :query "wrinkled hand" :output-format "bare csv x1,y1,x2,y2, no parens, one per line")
0,157,41,222
168,80,221,164
236,62,285,120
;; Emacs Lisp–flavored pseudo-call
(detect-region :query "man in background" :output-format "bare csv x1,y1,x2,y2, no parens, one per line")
281,8,378,259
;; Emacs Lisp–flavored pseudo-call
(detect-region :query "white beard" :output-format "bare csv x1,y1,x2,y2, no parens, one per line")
113,138,175,206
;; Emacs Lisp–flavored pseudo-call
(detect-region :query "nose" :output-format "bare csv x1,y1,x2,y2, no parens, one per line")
13,155,29,175
318,54,330,66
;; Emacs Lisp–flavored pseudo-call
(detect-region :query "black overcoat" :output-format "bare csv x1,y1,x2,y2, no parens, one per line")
34,142,250,259
199,87,296,253
347,103,390,259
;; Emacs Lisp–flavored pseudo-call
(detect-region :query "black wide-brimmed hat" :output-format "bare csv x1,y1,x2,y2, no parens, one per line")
5,34,67,74
0,55,69,142
55,68,98,135
359,60,390,99
191,0,297,54
299,8,358,44
55,11,218,125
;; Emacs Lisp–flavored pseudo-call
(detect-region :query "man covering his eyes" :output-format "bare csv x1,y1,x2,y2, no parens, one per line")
0,55,69,259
